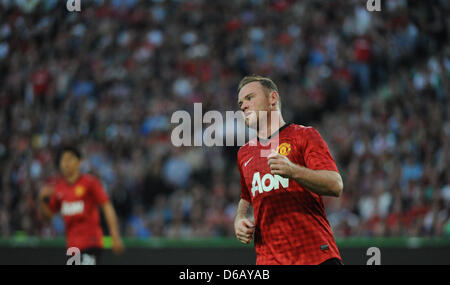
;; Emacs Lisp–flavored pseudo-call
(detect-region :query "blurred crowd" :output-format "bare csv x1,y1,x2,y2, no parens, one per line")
0,0,449,239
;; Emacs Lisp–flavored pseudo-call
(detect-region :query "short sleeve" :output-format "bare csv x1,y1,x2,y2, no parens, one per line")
237,156,251,203
90,177,110,205
47,192,61,213
302,127,339,172
46,179,61,213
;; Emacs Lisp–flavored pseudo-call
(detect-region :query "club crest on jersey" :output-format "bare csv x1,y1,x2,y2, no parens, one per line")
276,143,291,156
251,172,289,197
75,186,85,197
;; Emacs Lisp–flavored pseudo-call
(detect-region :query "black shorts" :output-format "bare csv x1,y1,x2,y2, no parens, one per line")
80,247,103,265
319,258,344,265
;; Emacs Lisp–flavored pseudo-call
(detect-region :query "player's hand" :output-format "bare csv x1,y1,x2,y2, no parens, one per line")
39,185,54,201
234,218,255,244
112,237,125,255
267,150,297,178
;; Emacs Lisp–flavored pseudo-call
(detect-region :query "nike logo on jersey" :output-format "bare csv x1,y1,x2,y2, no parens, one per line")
244,157,253,167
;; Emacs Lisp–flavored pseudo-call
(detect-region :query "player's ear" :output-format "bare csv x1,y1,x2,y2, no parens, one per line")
270,91,279,109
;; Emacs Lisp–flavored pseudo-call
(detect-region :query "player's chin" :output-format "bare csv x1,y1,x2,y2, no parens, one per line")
245,118,257,129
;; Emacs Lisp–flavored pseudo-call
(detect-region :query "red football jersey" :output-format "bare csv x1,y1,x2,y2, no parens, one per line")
237,123,342,265
47,174,109,250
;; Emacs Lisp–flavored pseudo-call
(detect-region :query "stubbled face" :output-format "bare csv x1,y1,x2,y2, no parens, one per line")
238,81,272,129
59,151,80,178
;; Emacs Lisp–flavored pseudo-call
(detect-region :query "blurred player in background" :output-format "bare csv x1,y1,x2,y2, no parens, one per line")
235,75,344,265
39,145,124,265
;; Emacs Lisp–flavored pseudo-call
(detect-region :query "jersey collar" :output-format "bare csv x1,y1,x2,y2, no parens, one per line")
257,122,292,145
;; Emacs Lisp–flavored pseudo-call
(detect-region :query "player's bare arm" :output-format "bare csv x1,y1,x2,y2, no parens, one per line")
267,151,343,197
38,185,55,220
234,199,255,244
101,202,125,255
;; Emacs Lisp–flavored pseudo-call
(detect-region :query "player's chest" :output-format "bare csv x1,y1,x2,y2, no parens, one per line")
241,138,304,199
57,183,91,216
242,138,303,174
57,182,90,202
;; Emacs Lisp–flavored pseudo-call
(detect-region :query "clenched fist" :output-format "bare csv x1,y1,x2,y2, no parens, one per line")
234,218,255,244
267,150,297,179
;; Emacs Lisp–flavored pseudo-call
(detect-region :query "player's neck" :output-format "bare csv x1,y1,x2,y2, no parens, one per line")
257,113,286,140
64,172,80,185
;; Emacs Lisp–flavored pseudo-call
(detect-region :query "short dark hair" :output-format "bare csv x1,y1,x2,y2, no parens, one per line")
237,75,281,110
237,75,279,95
55,145,82,167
